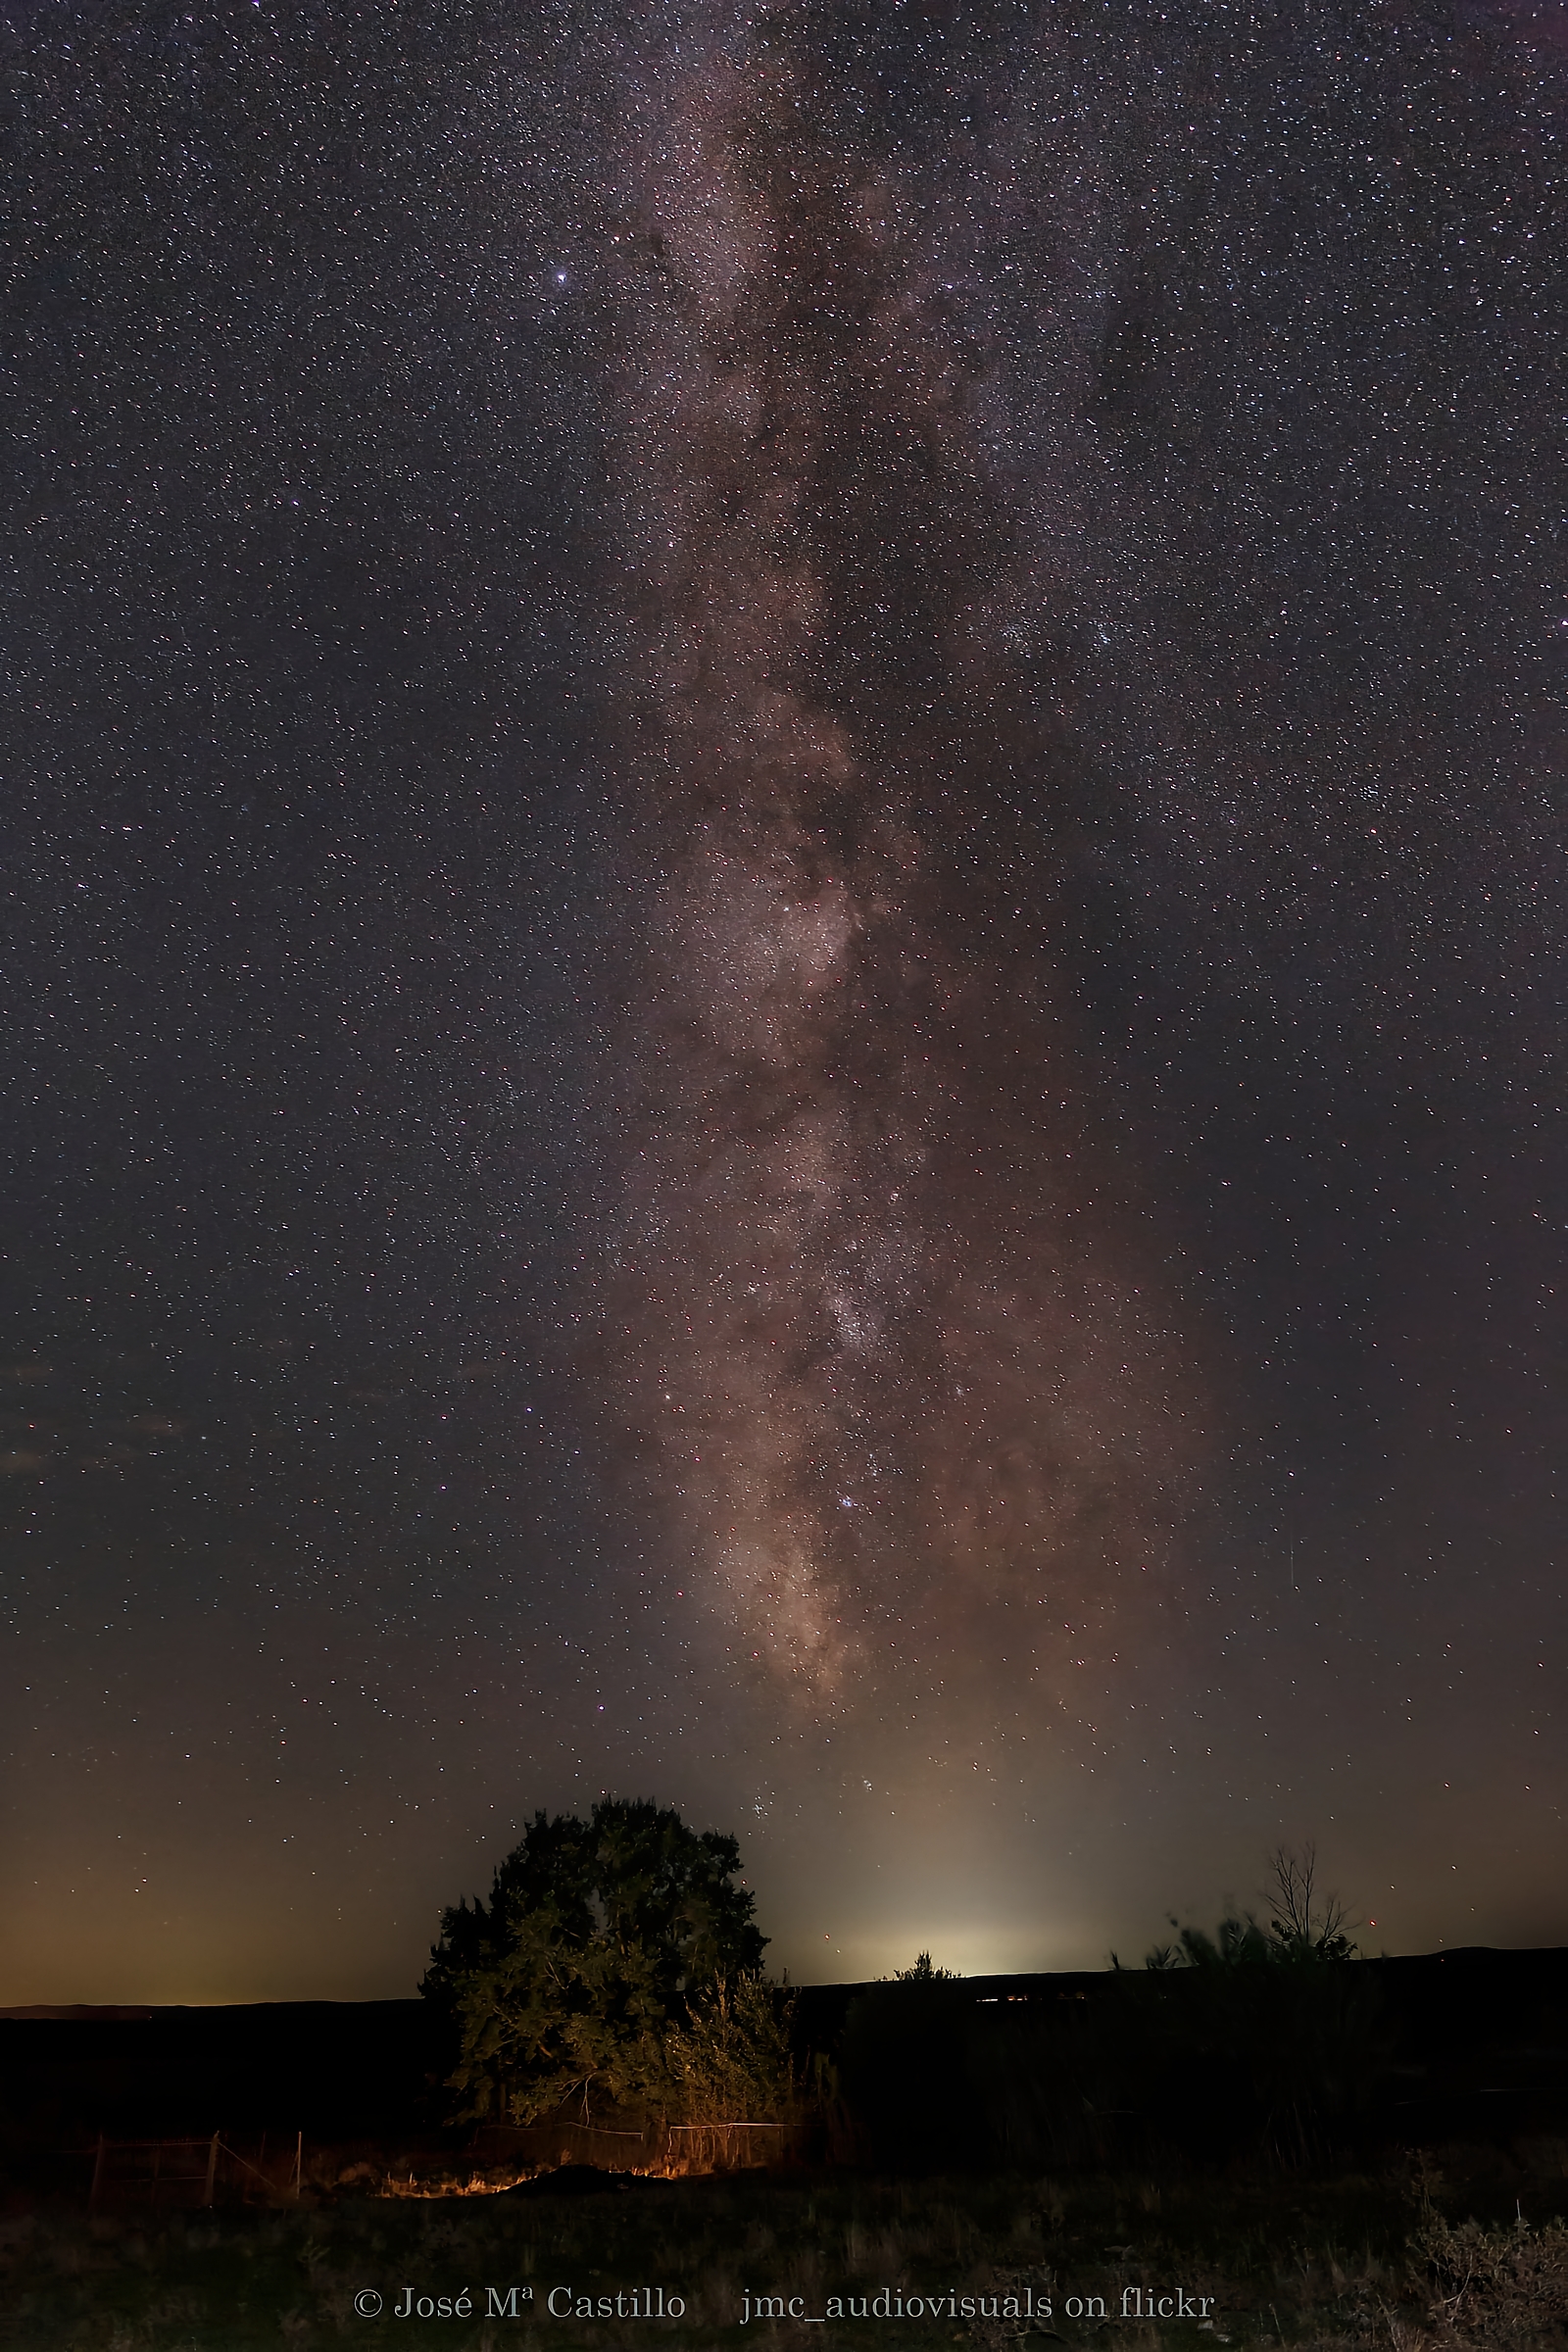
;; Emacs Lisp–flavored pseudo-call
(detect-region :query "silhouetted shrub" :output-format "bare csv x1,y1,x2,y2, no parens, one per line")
1103,1918,1391,2163
832,1858,1390,2173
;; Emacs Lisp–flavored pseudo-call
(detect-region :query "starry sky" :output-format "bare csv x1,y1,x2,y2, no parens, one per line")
4,0,1564,2004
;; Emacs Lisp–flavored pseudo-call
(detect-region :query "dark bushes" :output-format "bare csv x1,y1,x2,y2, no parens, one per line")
834,1932,1388,2172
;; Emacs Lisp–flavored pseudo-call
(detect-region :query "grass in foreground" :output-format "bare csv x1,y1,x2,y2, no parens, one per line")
0,2144,1565,2352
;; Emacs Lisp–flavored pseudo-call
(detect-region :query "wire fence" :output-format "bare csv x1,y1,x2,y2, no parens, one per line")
468,2117,793,2175
661,2122,791,2173
84,2131,304,2211
77,2116,793,2208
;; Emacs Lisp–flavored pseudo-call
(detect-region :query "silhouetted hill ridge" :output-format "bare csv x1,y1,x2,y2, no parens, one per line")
2,1949,1564,2147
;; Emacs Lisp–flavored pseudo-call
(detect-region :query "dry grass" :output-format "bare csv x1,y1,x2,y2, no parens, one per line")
0,2148,1563,2351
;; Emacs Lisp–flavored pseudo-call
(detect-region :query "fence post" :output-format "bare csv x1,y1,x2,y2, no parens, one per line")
89,2132,105,2213
204,2132,220,2207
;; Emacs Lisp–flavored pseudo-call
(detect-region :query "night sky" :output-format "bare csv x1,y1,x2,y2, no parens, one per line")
4,0,1564,2005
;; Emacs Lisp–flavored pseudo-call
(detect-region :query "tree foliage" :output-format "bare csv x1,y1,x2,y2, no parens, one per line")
663,1974,798,2126
422,1798,767,2124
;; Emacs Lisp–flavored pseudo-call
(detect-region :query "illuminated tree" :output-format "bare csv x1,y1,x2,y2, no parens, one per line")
663,1973,797,2126
422,1797,766,2124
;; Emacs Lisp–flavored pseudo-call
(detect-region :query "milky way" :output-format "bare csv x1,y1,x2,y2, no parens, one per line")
4,0,1564,2000
586,22,1200,1721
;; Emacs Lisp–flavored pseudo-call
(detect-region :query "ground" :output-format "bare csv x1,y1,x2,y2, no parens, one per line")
2,2140,1566,2351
